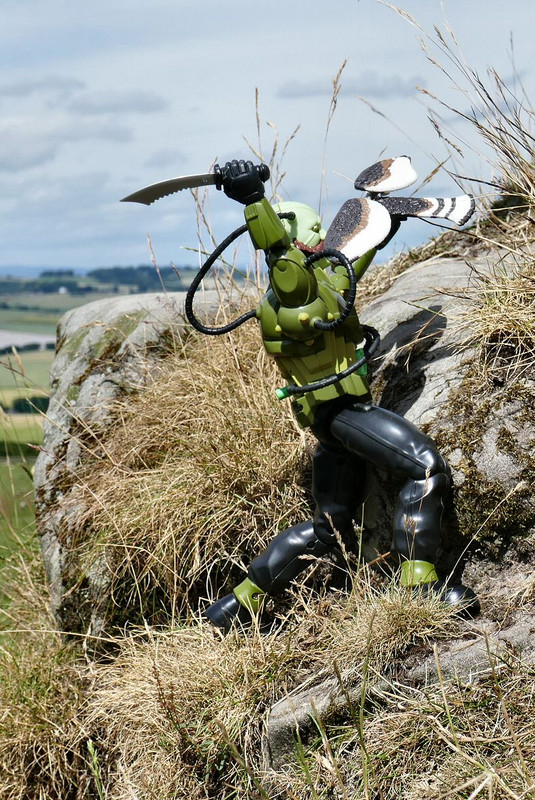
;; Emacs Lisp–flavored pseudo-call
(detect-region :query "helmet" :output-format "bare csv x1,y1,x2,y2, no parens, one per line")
272,201,326,249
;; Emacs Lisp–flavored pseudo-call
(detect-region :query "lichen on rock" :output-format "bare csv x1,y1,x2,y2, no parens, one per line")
34,292,215,634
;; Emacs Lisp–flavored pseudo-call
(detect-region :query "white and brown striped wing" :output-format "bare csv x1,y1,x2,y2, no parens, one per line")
325,198,392,261
354,155,417,194
377,194,475,226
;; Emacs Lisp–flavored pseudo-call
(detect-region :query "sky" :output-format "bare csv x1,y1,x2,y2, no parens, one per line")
1,0,535,274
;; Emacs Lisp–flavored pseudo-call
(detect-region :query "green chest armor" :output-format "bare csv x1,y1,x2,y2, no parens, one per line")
247,200,374,428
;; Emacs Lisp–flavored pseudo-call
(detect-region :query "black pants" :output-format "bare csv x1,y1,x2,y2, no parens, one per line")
248,399,450,595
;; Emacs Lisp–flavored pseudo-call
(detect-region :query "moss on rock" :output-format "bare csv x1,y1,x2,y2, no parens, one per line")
434,375,535,559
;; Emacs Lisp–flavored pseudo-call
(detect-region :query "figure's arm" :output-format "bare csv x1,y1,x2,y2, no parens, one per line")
329,248,377,294
220,160,320,309
219,159,289,248
244,198,290,251
220,161,361,332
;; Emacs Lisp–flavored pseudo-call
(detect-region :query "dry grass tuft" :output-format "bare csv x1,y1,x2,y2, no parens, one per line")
357,23,535,394
323,580,462,676
85,624,307,799
410,13,535,230
1,561,531,800
0,556,90,800
74,318,311,626
417,26,535,389
286,656,535,800
82,579,463,800
456,257,535,384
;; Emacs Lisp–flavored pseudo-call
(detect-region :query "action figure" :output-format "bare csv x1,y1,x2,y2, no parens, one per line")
122,156,479,631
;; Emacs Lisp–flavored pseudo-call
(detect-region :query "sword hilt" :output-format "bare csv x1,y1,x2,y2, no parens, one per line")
213,161,270,192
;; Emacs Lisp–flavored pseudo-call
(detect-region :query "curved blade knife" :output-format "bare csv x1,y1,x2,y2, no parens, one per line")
121,171,220,205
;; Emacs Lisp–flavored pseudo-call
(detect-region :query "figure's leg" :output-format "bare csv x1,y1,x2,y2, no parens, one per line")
319,401,479,614
204,520,329,631
205,442,366,631
311,441,367,546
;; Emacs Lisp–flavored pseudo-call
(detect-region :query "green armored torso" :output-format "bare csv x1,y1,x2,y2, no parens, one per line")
246,198,375,428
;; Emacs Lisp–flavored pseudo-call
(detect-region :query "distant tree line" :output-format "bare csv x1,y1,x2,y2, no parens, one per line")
86,265,196,291
40,270,75,277
0,277,93,295
1,395,49,414
0,342,55,355
0,265,202,295
11,396,50,413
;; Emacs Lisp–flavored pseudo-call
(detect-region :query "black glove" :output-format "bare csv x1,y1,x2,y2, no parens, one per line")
214,160,269,205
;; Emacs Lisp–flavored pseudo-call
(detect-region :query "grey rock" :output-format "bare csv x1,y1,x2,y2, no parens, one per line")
358,254,535,569
34,252,534,772
360,254,478,428
262,670,346,772
261,251,535,772
263,609,535,772
34,291,219,634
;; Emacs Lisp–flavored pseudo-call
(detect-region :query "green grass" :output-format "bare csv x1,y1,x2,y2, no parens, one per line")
0,349,53,409
1,413,43,448
0,416,39,605
3,289,129,314
0,461,37,571
0,308,50,579
0,349,53,388
0,308,58,336
0,291,121,310
0,290,129,337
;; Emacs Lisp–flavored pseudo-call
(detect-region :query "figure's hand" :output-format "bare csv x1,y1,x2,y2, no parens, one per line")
215,160,270,205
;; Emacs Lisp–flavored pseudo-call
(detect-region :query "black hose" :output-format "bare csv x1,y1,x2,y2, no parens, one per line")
306,248,357,332
276,325,381,399
186,218,379,398
184,223,255,335
184,212,297,336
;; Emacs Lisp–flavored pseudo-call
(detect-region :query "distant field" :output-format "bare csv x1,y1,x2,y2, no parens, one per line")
1,412,44,438
0,460,37,573
0,350,53,409
0,346,46,577
0,291,119,406
4,289,128,312
0,309,58,336
0,290,129,337
1,413,43,457
0,349,53,389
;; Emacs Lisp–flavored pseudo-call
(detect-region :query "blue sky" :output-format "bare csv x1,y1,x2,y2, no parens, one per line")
1,0,534,272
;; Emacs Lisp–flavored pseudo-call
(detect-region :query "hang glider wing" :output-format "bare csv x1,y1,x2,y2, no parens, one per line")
325,197,393,261
354,155,418,194
376,194,475,226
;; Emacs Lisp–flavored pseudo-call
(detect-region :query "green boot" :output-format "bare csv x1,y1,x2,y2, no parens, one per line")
400,560,439,587
400,560,480,618
205,578,265,632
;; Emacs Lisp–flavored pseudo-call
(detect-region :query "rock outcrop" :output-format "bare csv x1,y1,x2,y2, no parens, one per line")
33,253,535,773
262,600,535,772
259,250,535,771
34,254,534,653
359,254,534,579
34,292,217,633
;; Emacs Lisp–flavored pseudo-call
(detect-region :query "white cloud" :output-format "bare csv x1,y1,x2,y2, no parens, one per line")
144,148,189,169
1,0,535,266
0,76,85,100
67,90,168,116
278,72,426,100
0,117,132,172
